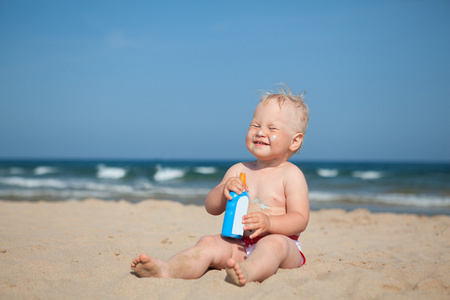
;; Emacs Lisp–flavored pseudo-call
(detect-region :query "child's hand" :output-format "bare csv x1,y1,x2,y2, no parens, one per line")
243,212,272,239
223,176,247,200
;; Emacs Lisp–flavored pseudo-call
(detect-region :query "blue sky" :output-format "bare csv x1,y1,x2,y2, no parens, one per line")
1,0,449,162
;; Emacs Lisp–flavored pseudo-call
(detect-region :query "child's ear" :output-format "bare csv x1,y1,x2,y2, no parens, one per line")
289,133,304,152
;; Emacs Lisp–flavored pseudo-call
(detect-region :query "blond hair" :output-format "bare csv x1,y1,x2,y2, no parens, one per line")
258,84,309,154
260,83,309,135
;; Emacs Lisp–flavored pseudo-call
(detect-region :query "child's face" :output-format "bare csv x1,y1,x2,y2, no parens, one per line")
246,100,302,161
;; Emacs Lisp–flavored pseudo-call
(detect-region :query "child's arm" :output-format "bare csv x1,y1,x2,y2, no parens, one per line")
205,163,246,216
243,167,309,238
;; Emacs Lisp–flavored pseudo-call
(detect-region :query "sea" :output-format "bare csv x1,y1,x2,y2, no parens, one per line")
0,159,449,215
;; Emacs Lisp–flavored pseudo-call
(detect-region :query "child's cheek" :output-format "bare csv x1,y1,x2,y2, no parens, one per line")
270,135,277,142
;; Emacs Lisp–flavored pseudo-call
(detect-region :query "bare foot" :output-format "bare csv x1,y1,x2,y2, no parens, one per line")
225,258,248,286
130,254,168,278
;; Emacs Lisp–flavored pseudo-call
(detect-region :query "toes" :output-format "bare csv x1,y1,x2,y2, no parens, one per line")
238,272,246,284
132,257,140,265
131,254,149,269
225,258,247,286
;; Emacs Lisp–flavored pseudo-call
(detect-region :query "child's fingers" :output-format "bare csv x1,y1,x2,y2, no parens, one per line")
249,228,263,239
223,189,232,200
243,214,263,229
244,212,264,223
223,183,241,200
225,177,245,196
243,212,270,238
231,178,245,192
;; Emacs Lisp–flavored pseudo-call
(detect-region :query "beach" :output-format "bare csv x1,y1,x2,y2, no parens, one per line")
0,198,449,299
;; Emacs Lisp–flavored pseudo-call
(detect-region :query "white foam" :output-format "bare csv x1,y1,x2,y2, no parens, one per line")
97,165,127,179
0,188,110,200
134,179,153,190
152,186,210,197
0,176,67,189
317,168,339,178
84,182,133,193
194,167,217,175
154,165,185,182
373,193,450,208
309,191,342,202
34,166,58,175
309,190,450,208
352,171,383,180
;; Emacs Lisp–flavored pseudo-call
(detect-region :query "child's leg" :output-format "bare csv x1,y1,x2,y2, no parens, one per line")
131,234,246,279
225,234,303,286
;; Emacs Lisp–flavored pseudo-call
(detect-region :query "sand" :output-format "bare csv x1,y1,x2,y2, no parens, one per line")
0,198,449,299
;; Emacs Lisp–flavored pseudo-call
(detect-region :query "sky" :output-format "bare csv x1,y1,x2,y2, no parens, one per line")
0,0,449,162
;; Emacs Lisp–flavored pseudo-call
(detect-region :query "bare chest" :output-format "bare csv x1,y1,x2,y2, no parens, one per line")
246,176,286,215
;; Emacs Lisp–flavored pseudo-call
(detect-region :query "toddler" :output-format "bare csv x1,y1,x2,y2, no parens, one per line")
131,85,310,286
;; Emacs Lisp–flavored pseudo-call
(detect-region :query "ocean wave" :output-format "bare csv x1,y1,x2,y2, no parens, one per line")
316,168,339,178
84,182,134,193
374,193,450,208
97,165,127,179
352,171,383,180
134,179,153,190
1,175,448,209
0,176,137,194
34,166,58,175
154,165,186,182
309,191,450,208
150,186,210,198
0,181,210,202
0,176,68,189
309,191,341,202
194,167,217,175
68,179,144,194
0,188,113,201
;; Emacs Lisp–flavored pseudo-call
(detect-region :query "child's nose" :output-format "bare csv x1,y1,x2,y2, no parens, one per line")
257,130,264,137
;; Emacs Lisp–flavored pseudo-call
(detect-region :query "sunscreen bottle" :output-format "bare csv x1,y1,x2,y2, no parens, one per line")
221,173,249,239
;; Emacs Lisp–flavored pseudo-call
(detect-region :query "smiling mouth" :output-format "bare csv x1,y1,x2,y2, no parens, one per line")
254,141,269,146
